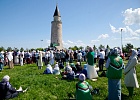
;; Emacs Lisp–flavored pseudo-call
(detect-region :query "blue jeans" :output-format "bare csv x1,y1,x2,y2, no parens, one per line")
0,62,4,71
108,79,121,100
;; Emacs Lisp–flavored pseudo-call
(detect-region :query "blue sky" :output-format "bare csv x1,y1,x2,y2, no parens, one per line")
0,0,140,49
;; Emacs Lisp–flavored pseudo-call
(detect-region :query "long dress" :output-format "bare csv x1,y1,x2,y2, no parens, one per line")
7,52,14,69
50,52,54,65
87,51,98,79
124,53,139,88
37,52,43,69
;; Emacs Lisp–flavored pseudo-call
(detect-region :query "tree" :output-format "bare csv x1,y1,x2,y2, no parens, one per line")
20,47,24,51
36,48,43,51
7,47,12,51
79,46,83,50
0,46,5,52
98,44,105,50
68,47,72,50
124,43,134,53
93,45,97,50
106,45,110,49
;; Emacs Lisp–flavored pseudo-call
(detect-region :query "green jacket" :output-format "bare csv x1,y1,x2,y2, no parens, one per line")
75,81,92,100
87,52,94,66
106,55,123,79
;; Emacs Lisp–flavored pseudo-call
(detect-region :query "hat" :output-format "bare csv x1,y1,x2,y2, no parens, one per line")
2,75,10,82
77,62,80,65
79,74,86,81
67,66,72,71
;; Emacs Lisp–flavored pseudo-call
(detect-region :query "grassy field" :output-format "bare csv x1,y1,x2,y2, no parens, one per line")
0,62,140,100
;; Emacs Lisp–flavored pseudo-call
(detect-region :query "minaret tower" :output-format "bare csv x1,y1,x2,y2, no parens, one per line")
50,5,63,50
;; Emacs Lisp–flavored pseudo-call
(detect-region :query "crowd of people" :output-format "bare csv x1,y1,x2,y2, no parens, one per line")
0,47,139,100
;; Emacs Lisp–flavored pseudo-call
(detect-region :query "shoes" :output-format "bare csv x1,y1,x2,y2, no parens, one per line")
23,88,28,93
17,86,23,92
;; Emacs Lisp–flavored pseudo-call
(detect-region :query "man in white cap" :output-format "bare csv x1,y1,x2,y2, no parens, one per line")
0,75,27,99
75,74,93,100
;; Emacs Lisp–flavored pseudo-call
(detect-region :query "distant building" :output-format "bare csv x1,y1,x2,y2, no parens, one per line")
50,5,63,50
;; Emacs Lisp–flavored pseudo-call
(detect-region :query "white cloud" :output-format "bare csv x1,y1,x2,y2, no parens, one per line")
91,40,100,43
77,40,82,43
110,24,119,33
46,40,50,44
135,29,140,34
98,34,109,39
62,41,69,46
124,37,139,41
62,40,86,48
123,8,140,25
110,24,139,36
67,40,73,44
110,24,126,33
126,26,139,36
111,37,120,40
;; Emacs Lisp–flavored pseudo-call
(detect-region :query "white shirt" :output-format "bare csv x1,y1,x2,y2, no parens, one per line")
99,51,105,59
77,53,82,60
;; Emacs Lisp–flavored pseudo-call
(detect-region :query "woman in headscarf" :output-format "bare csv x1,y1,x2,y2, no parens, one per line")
105,47,123,100
75,74,92,100
37,51,43,69
50,51,54,65
124,49,139,97
43,64,53,74
53,62,60,75
7,50,14,69
0,75,27,99
86,47,98,79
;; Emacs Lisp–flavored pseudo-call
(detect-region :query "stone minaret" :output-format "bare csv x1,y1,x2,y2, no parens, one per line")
50,5,63,50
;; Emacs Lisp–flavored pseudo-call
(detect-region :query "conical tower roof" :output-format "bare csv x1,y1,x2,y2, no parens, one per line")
53,5,61,17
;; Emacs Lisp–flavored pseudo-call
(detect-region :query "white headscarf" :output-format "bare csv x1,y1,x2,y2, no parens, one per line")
54,63,59,70
79,74,86,81
130,49,138,59
46,64,53,73
2,75,10,82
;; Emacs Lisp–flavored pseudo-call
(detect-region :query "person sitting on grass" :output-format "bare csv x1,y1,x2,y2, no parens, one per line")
59,62,64,69
61,62,75,80
62,66,75,80
75,74,93,100
80,64,88,77
64,62,72,74
53,62,60,75
43,64,53,74
70,63,77,73
0,75,27,100
75,62,82,73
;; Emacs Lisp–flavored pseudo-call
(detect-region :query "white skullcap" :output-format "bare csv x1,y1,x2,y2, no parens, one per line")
77,62,80,65
2,75,10,82
79,74,86,81
66,62,69,66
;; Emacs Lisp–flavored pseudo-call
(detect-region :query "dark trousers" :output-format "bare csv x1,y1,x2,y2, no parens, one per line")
99,59,104,71
5,91,19,99
94,58,97,63
61,58,65,65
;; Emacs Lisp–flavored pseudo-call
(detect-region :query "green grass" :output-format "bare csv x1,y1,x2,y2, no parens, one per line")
0,62,140,100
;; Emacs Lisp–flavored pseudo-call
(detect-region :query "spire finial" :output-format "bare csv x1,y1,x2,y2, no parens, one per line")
53,3,61,17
